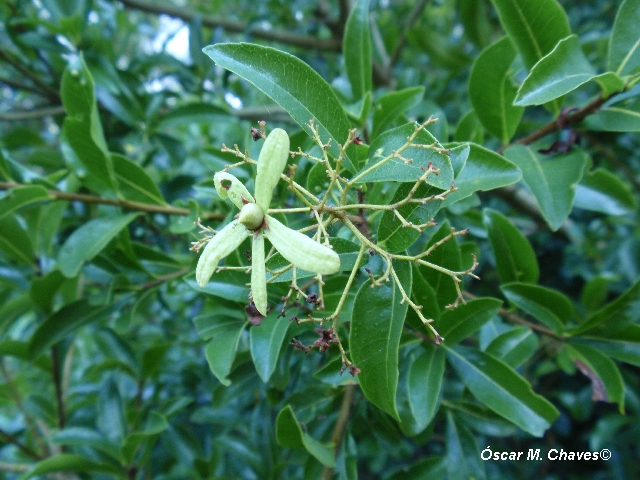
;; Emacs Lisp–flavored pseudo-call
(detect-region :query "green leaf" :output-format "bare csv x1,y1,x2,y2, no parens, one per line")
446,411,486,480
98,377,127,443
586,103,640,132
501,283,575,334
0,185,51,221
570,279,640,336
356,123,453,187
565,343,625,413
469,37,524,144
446,143,471,178
111,154,165,205
372,87,425,138
454,110,484,144
276,405,335,467
581,275,615,312
437,298,503,345
377,182,444,254
485,326,538,368
250,314,291,383
186,271,250,303
576,324,640,367
574,168,638,215
52,428,122,462
444,345,560,437
30,269,65,313
61,55,117,192
203,43,357,172
314,356,359,386
0,215,35,266
350,260,411,419
343,0,372,100
489,0,571,71
591,72,626,98
608,0,640,76
58,213,139,278
515,35,596,106
406,344,445,431
443,143,522,206
17,454,124,480
460,0,492,48
193,312,246,385
483,208,539,284
504,145,589,231
155,102,229,130
29,299,124,357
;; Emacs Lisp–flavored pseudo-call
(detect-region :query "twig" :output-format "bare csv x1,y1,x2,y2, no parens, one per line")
0,181,224,220
51,346,65,429
0,47,60,101
0,106,66,121
386,0,430,72
321,385,356,480
0,429,42,461
119,0,341,51
0,75,50,96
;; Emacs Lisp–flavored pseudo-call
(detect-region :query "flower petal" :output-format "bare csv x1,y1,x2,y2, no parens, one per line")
196,220,249,287
214,172,254,210
251,230,268,316
255,128,290,212
265,215,340,275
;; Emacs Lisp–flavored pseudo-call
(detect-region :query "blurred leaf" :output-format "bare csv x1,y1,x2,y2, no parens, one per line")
250,313,290,383
444,345,560,437
343,0,372,100
314,356,359,386
581,275,615,312
112,154,165,205
565,343,625,413
17,454,124,480
577,324,640,367
574,168,637,215
469,37,523,144
608,0,640,75
486,326,538,369
155,103,229,130
406,344,445,432
0,185,51,221
97,377,127,443
445,411,485,480
58,213,139,278
443,144,521,206
592,72,626,98
501,283,575,334
454,111,484,144
196,312,247,385
203,43,357,172
356,123,453,187
52,428,122,462
0,215,35,266
483,208,539,284
504,145,589,231
515,35,596,106
276,405,335,467
460,0,492,48
350,261,411,419
437,298,503,344
372,87,425,138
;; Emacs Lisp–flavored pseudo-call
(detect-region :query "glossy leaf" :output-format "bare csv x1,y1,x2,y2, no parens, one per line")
0,185,51,220
483,208,539,284
486,327,538,368
437,298,503,344
276,405,335,467
565,343,625,413
592,72,626,98
112,154,165,205
350,261,411,419
58,213,139,277
469,37,523,144
515,35,596,106
577,324,640,367
343,0,372,99
203,43,357,172
446,412,485,480
443,143,521,206
454,110,484,144
608,0,640,75
501,283,575,334
504,145,589,230
0,214,35,265
372,87,425,138
444,345,560,437
250,314,291,382
490,0,571,71
356,123,453,187
407,344,445,431
574,168,637,215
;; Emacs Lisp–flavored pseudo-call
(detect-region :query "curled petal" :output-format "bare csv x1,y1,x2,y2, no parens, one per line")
196,220,249,287
251,230,268,316
265,215,340,275
214,172,254,210
255,128,290,212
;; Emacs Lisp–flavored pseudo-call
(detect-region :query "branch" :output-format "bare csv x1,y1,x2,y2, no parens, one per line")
0,106,66,121
119,0,341,51
0,76,51,97
0,429,42,461
321,384,356,480
0,47,60,101
51,346,65,430
0,181,224,220
386,0,430,72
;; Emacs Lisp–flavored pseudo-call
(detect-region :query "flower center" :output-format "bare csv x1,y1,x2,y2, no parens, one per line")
238,202,265,230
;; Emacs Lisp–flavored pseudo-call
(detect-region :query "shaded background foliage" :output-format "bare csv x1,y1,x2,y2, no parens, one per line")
0,0,639,479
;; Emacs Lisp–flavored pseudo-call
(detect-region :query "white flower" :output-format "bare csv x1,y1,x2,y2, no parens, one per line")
196,128,340,316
